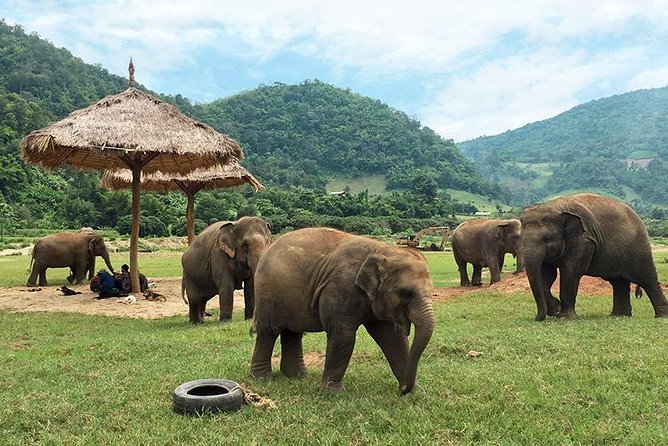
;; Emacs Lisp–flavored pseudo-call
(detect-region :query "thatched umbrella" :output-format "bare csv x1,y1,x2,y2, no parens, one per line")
21,62,243,292
100,160,265,244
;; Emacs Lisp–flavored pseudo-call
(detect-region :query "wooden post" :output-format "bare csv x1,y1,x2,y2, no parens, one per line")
186,191,195,245
129,162,142,293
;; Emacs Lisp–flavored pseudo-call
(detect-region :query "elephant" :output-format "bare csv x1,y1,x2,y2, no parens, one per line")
27,231,115,287
250,227,435,395
451,218,524,286
180,216,272,324
520,193,668,321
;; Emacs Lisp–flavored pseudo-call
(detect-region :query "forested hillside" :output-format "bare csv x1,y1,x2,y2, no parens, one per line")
192,81,495,196
0,19,491,238
458,87,668,208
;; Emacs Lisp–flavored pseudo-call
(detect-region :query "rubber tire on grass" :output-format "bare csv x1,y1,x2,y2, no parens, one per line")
172,378,243,415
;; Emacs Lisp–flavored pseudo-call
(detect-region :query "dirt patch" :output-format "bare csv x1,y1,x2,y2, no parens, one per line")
0,277,245,320
1,273,666,319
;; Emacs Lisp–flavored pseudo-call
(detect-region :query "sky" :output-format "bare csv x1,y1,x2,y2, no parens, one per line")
3,0,668,142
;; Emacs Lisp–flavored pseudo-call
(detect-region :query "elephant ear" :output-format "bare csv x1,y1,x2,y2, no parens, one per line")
217,223,236,258
494,222,511,240
355,254,387,299
559,201,602,249
88,236,102,255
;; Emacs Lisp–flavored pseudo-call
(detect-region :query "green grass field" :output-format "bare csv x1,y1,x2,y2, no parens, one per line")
2,251,668,444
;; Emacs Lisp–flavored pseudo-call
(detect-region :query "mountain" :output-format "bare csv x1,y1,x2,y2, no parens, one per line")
191,80,497,197
0,18,495,236
457,87,668,208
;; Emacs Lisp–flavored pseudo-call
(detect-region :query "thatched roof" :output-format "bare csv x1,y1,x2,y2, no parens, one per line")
21,87,243,174
100,159,265,193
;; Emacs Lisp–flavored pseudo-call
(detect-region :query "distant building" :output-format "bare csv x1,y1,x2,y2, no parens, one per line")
474,211,491,216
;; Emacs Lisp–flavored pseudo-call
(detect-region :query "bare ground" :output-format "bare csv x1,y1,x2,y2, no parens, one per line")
1,272,655,320
0,277,245,319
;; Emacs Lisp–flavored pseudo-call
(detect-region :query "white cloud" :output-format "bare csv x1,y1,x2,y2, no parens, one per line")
422,47,646,141
627,66,668,91
3,0,668,139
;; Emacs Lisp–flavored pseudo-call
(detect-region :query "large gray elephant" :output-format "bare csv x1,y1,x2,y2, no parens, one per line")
250,228,435,395
520,193,668,321
451,218,524,286
27,231,114,287
181,216,272,324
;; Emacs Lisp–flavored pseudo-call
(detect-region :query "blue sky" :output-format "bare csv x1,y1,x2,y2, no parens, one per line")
3,0,668,142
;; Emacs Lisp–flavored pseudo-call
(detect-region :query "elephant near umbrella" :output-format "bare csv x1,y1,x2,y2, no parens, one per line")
181,216,272,324
520,193,668,321
27,231,114,287
451,218,524,286
250,228,435,395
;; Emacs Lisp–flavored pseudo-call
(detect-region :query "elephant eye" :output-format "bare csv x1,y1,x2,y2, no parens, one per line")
398,288,414,302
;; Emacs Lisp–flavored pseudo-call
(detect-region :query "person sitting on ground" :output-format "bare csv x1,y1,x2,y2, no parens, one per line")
96,269,123,299
116,264,149,293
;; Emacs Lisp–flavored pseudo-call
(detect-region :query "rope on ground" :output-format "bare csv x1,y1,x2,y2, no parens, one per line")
238,383,277,410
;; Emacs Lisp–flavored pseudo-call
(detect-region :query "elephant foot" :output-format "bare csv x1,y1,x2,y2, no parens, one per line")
611,307,632,317
280,363,307,379
321,378,342,392
67,275,75,284
472,282,483,287
557,310,577,319
653,306,668,318
250,365,273,379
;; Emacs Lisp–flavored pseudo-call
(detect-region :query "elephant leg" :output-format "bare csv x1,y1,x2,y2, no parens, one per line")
279,330,306,378
27,262,41,287
322,329,357,392
243,278,255,320
218,284,234,321
188,296,205,324
364,320,409,384
251,331,279,379
74,260,87,284
639,281,668,318
542,265,560,317
609,278,632,317
471,264,483,286
489,257,502,285
558,267,581,318
38,268,48,286
455,257,471,286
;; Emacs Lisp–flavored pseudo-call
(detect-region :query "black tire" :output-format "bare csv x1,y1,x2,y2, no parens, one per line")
172,378,243,415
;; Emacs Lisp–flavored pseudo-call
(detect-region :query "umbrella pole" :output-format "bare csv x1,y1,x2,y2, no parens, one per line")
186,192,195,245
130,163,142,293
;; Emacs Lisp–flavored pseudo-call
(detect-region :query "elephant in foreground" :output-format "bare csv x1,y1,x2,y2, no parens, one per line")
27,231,114,287
520,193,668,321
181,217,272,324
250,228,435,395
451,218,524,286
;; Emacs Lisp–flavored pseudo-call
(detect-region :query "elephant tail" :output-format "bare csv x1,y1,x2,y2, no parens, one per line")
27,250,35,274
181,279,188,305
635,284,643,299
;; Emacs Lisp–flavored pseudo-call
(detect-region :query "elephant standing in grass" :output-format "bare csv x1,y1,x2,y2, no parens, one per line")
451,218,524,286
181,217,272,324
27,231,114,287
251,228,435,395
520,193,668,321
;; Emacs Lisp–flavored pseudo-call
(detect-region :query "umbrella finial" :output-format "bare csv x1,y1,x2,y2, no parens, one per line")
128,58,135,87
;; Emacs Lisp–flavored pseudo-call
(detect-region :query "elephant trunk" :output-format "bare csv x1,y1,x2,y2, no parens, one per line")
525,250,547,321
401,297,435,395
101,249,114,274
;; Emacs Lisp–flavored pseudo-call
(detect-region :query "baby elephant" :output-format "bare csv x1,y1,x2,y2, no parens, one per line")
451,218,523,286
181,217,272,324
251,228,435,395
